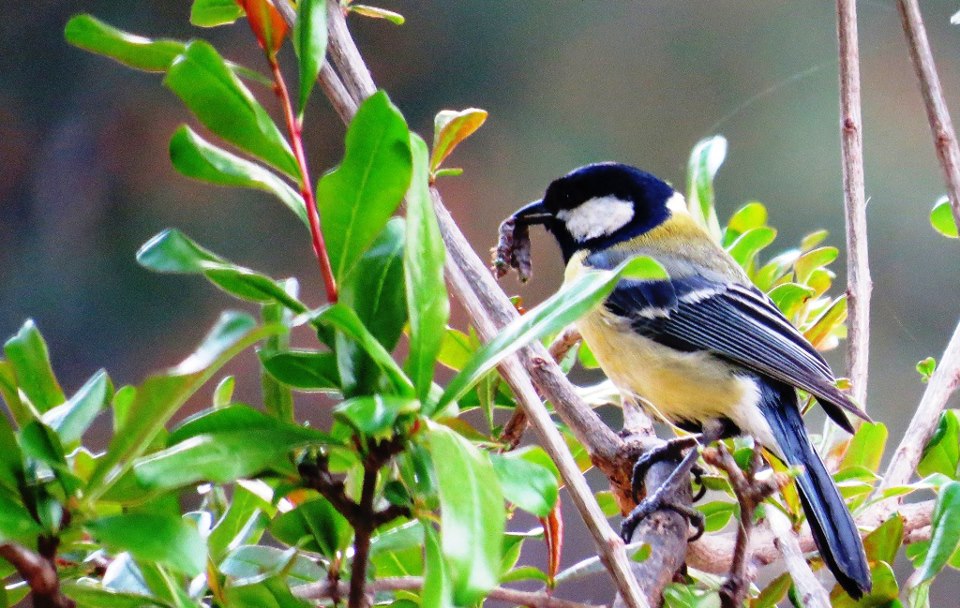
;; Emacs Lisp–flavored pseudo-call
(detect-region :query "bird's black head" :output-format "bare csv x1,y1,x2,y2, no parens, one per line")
511,163,680,262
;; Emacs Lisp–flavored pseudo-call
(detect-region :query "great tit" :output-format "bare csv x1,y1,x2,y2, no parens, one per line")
506,162,872,598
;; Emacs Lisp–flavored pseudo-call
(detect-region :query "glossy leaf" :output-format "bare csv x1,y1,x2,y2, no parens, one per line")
0,493,42,544
214,375,235,407
0,360,29,425
85,514,206,576
260,285,296,421
164,40,298,177
919,410,960,479
436,329,475,372
490,448,558,517
726,201,767,235
911,481,960,585
20,419,79,495
224,577,311,608
726,226,776,269
64,15,185,72
170,126,307,226
436,256,666,412
333,395,419,439
167,404,330,446
931,196,959,238
338,219,408,396
260,349,339,391
753,249,800,292
61,582,168,608
310,304,414,396
405,135,449,401
238,0,289,56
430,108,487,172
863,515,904,565
270,497,351,557
293,0,327,113
768,282,814,318
685,135,726,241
42,369,111,446
427,424,503,605
350,4,406,25
795,246,838,284
697,500,738,532
839,421,887,473
422,523,454,608
751,572,791,608
86,313,280,500
220,545,323,585
4,320,65,413
191,0,244,27
317,90,413,282
0,408,21,492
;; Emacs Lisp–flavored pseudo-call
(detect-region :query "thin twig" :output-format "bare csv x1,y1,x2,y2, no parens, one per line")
767,510,831,608
348,464,377,608
836,0,871,410
0,543,75,608
294,575,604,608
896,0,960,231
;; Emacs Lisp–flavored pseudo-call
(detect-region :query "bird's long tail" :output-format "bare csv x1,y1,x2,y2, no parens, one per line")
759,382,871,599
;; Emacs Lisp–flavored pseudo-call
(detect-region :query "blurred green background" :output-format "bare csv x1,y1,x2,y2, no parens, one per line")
2,0,960,601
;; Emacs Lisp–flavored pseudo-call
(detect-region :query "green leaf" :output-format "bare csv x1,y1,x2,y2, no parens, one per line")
802,295,847,350
220,545,323,585
42,369,112,446
64,15,185,72
490,449,558,517
697,500,738,532
768,282,814,318
726,226,776,269
293,0,327,114
0,407,22,492
338,219,408,397
317,90,413,282
912,481,960,585
0,493,42,545
224,577,312,608
437,329,475,372
261,288,296,421
164,40,298,177
795,246,838,284
191,0,245,27
85,513,206,576
260,349,339,391
405,135,449,401
436,256,665,412
919,410,960,479
685,135,726,242
917,356,937,383
839,421,887,473
85,312,280,500
4,320,65,413
430,108,487,172
61,582,169,608
0,359,29,425
422,523,454,608
214,375,235,407
751,572,791,608
726,201,767,235
20,420,79,494
270,497,351,557
753,249,800,292
863,515,904,565
931,196,959,238
333,395,419,439
426,424,503,605
350,4,406,25
169,126,307,226
310,304,414,396
208,480,275,561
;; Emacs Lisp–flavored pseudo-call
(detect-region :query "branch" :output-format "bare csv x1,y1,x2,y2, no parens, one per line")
835,0,871,409
0,543,75,608
896,0,960,231
294,576,603,608
767,510,831,608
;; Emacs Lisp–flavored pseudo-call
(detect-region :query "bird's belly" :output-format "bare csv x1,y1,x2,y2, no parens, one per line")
576,306,759,429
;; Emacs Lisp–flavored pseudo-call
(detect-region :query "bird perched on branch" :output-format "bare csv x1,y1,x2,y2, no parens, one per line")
496,162,871,599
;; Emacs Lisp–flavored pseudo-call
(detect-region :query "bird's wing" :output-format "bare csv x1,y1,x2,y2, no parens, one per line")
601,272,869,431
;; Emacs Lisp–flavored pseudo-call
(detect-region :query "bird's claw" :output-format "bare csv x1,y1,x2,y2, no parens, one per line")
630,435,700,502
620,494,705,543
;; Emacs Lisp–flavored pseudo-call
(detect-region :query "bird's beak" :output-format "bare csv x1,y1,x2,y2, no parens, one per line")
511,199,552,226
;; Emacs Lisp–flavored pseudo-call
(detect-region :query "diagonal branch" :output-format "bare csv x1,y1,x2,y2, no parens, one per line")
0,543,75,608
835,0,871,410
767,510,831,608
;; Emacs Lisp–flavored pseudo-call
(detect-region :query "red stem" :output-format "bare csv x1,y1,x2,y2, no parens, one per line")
269,56,339,303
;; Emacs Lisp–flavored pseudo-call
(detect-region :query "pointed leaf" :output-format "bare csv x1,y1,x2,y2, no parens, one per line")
863,515,904,565
405,135,449,400
726,201,767,235
317,90,413,282
42,369,111,446
426,424,503,605
238,0,289,56
259,349,339,391
803,296,847,349
839,421,887,473
490,449,558,517
191,0,245,27
270,497,351,557
912,481,960,585
685,135,726,241
170,126,307,226
726,226,776,269
164,40,298,177
795,246,839,284
0,494,42,545
220,545,323,585
919,410,960,479
333,395,419,438
293,0,327,114
85,514,205,576
931,196,959,238
0,360,29,425
350,5,406,25
430,108,487,172
65,15,185,72
422,523,454,608
4,320,65,413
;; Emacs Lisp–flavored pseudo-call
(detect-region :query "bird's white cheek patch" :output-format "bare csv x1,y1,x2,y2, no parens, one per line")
556,195,634,241
665,191,688,215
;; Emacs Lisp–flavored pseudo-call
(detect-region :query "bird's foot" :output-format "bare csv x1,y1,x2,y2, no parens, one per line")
630,435,701,503
620,481,706,543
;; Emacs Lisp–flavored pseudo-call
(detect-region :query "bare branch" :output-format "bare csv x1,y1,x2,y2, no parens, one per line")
896,0,960,231
836,0,871,409
767,510,831,608
295,576,603,608
0,543,75,608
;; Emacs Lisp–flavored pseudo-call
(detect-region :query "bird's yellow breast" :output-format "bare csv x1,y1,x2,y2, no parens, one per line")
564,252,757,428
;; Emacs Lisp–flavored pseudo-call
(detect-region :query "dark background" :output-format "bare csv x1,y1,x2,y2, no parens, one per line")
2,0,959,603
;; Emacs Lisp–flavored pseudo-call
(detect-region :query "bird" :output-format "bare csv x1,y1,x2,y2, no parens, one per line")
502,162,872,599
